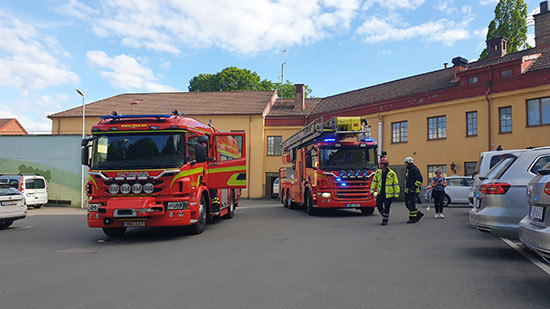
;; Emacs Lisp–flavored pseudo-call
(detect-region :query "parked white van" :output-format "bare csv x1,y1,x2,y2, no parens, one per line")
0,174,48,208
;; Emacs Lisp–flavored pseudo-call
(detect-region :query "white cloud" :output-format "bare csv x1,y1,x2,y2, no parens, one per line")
86,51,178,92
363,0,425,11
357,16,470,45
0,11,79,91
480,0,498,5
70,0,361,55
55,0,99,21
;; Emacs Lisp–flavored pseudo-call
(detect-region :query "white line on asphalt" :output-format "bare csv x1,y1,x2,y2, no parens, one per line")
501,237,550,276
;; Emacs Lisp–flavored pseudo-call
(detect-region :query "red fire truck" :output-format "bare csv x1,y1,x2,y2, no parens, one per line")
81,112,246,237
278,116,379,215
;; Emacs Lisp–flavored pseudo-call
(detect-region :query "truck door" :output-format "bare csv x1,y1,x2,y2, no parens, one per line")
207,132,247,189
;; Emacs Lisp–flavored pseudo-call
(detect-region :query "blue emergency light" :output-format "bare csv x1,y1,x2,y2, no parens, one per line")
323,138,337,142
364,138,375,142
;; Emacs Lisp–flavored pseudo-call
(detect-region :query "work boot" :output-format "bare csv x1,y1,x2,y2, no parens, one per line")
407,218,416,224
416,211,424,222
381,221,388,226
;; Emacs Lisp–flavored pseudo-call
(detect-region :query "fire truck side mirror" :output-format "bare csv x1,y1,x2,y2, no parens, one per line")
196,135,209,163
81,137,93,166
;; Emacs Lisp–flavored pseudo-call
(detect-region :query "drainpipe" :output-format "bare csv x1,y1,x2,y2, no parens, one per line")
378,115,383,156
248,116,252,199
485,70,493,151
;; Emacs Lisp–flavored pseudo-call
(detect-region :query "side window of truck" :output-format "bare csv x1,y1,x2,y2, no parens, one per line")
187,132,199,162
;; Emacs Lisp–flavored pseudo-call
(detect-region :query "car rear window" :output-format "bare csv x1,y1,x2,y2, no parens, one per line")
489,154,504,169
486,156,517,180
530,156,550,174
0,186,21,195
25,178,46,189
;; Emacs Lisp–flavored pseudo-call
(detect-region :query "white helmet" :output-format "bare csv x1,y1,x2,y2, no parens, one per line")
404,157,414,164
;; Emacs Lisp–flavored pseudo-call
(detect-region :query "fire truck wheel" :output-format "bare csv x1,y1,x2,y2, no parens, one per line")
223,191,235,219
102,227,126,237
189,195,207,234
286,190,297,209
305,190,316,215
360,207,375,215
282,190,288,208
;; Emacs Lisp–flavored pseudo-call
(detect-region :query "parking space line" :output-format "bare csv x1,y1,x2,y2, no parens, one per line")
501,237,550,276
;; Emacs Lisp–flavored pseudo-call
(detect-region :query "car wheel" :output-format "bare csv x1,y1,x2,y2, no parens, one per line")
33,204,42,209
443,195,450,207
102,227,126,237
360,207,375,215
189,195,207,234
0,220,14,229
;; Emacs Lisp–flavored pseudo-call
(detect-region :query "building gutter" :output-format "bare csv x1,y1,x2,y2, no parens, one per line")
485,69,493,151
378,115,383,156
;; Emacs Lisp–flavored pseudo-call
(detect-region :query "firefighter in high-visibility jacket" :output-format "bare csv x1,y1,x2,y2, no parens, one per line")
404,156,424,223
370,158,400,226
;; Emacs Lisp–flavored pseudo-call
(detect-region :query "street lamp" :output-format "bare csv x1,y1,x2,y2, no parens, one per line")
76,89,85,209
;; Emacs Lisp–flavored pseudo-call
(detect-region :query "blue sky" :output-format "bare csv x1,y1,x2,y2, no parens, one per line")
0,0,543,133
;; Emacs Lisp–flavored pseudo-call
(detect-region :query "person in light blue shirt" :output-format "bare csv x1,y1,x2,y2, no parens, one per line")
430,169,447,218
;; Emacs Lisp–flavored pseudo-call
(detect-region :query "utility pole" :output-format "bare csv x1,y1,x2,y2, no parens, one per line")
279,48,287,99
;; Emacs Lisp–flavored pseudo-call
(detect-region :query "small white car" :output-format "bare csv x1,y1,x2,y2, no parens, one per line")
425,175,473,206
272,178,279,198
0,174,48,208
0,184,27,229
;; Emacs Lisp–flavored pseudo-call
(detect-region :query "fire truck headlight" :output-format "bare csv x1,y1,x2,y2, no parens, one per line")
347,170,354,177
88,203,101,212
120,183,132,194
109,184,120,195
339,170,346,177
355,170,361,177
321,192,331,198
143,182,155,194
132,183,143,194
362,170,369,177
166,201,189,210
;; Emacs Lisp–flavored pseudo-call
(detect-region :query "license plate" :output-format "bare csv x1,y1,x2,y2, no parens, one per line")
122,220,146,227
529,206,545,222
1,201,18,206
346,203,360,208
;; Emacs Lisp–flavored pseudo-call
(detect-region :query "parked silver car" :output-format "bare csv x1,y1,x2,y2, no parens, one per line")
0,184,27,229
519,162,550,259
469,147,550,239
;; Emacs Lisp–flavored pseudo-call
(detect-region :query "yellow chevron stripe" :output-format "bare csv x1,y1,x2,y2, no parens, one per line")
170,167,204,188
88,174,98,190
207,165,246,174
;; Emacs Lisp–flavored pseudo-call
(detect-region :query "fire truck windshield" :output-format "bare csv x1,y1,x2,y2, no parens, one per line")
320,145,378,171
91,133,186,169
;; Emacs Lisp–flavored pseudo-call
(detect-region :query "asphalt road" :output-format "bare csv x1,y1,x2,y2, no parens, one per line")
1,200,549,309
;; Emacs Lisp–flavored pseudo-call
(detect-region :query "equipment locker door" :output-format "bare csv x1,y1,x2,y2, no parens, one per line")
207,132,247,189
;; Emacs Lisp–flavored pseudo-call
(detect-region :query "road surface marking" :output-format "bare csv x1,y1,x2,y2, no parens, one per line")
501,237,550,276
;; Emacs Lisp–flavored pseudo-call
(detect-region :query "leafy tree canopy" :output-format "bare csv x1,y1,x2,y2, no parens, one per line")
188,67,312,98
479,0,530,60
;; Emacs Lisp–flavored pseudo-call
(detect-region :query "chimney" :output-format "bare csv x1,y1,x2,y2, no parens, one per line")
535,1,550,47
294,84,305,110
486,36,508,58
452,57,468,82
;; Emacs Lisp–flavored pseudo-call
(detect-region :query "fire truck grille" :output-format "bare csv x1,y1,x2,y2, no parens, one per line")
333,182,370,200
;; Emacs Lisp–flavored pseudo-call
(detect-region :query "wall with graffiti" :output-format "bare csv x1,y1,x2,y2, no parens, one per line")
0,135,83,207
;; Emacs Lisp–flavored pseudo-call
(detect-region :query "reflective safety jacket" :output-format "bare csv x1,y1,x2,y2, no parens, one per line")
404,164,423,193
370,168,400,198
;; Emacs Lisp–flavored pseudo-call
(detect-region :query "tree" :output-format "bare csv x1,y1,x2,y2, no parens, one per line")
479,0,530,60
188,67,312,98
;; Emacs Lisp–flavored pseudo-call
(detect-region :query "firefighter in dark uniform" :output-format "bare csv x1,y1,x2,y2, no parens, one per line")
404,156,424,223
370,158,400,225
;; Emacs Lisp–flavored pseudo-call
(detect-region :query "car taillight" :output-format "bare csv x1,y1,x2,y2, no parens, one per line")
480,183,511,194
545,182,550,196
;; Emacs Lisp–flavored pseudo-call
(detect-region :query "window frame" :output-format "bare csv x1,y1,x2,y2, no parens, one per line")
427,165,448,180
499,106,512,133
267,136,282,156
391,121,408,144
427,115,446,140
466,111,478,137
526,97,550,127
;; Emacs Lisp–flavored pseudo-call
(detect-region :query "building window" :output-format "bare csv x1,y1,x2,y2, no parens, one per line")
428,165,447,179
501,69,513,77
428,116,446,140
527,97,550,126
464,162,477,176
466,111,478,136
468,76,478,84
391,121,408,143
267,136,282,156
499,106,512,133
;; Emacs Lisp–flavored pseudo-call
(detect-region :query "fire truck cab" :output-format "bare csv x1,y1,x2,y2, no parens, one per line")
279,116,379,215
81,112,246,237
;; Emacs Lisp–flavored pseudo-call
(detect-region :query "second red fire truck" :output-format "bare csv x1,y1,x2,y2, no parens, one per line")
81,111,246,237
278,116,379,215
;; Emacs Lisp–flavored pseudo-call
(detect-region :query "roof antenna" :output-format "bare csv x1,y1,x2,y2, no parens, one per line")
278,48,287,100
171,109,178,116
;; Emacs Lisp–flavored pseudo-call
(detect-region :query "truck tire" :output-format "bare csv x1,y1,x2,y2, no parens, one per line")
286,190,297,209
360,207,375,215
102,227,126,237
189,195,207,234
305,190,316,215
281,189,286,207
223,190,235,219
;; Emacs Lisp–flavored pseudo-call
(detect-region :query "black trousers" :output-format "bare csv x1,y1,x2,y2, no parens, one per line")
404,192,418,211
432,190,445,213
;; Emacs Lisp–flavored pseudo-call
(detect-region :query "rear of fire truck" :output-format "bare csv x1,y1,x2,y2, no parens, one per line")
279,116,379,215
82,113,246,237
